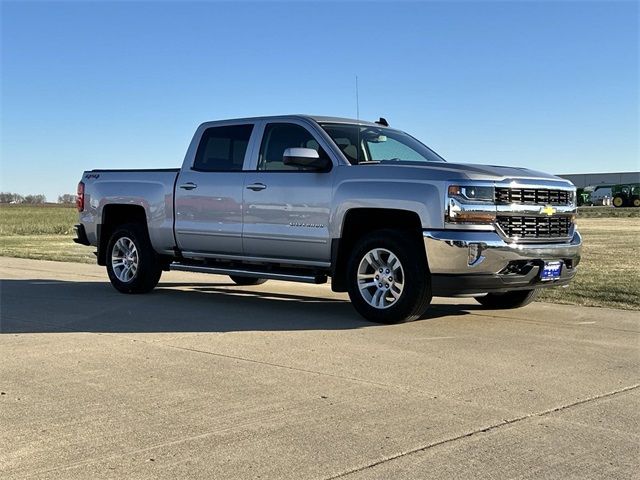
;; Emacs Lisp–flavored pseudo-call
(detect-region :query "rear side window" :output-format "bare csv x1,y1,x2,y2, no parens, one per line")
193,124,254,172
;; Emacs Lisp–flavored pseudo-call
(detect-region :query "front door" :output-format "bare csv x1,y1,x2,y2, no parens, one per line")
242,122,334,263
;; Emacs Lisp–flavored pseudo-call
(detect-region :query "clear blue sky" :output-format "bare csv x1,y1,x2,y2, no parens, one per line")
1,0,638,201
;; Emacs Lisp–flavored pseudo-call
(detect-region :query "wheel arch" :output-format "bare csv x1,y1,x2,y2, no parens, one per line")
330,208,426,292
97,204,149,266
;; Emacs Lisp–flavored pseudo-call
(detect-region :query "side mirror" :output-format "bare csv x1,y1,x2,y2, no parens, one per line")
283,148,332,171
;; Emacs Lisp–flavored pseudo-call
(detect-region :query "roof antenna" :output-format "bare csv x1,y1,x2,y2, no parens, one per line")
355,75,360,122
355,75,360,163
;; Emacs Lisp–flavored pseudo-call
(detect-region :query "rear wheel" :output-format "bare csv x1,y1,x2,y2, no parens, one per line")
106,223,162,294
475,289,539,309
613,195,626,208
229,276,267,286
346,230,431,323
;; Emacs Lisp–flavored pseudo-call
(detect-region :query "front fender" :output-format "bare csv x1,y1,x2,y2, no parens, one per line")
330,178,444,237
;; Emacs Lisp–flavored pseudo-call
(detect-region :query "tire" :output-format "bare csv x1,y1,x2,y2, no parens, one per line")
106,223,162,294
229,275,267,286
633,198,640,208
612,196,626,208
474,289,540,309
346,229,432,324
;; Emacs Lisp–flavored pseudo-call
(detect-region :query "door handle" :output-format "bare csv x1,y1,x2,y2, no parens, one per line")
246,183,267,191
179,182,198,190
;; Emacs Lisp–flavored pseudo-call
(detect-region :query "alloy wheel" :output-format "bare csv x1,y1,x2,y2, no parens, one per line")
357,248,405,309
111,237,139,283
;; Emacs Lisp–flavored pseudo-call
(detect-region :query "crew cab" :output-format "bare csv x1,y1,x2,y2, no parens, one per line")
75,115,582,323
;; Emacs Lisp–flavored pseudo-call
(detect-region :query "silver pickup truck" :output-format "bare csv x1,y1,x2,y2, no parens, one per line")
75,115,582,323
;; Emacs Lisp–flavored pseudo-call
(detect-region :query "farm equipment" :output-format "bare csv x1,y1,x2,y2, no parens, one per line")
611,183,640,208
576,188,591,206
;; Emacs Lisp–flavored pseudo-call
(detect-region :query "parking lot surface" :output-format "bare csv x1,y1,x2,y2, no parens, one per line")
1,257,638,479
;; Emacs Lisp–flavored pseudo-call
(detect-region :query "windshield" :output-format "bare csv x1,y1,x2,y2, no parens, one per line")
319,123,446,164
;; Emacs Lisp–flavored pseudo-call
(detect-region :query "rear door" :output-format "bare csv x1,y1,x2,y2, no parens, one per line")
242,121,334,264
174,123,257,255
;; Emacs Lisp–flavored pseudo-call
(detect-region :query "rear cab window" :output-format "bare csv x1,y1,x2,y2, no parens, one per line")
193,124,254,172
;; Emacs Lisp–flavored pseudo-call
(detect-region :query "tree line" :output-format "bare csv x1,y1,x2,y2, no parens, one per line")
0,192,77,204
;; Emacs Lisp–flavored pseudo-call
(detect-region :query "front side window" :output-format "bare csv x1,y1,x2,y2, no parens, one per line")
258,123,328,171
320,123,445,165
193,124,254,172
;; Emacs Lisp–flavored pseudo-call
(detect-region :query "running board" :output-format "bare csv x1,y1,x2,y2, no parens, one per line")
169,263,327,284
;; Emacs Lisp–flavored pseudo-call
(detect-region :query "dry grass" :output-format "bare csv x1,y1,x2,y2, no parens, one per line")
0,235,96,264
0,204,95,263
538,217,640,310
1,205,638,309
0,204,78,235
577,206,640,218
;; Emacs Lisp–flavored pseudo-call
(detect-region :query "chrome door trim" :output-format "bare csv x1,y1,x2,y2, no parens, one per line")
242,233,328,244
175,230,242,238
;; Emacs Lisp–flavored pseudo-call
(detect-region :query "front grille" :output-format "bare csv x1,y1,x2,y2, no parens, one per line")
496,215,572,240
495,187,571,206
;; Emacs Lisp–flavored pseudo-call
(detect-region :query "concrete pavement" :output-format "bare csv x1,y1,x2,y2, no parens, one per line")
0,257,638,479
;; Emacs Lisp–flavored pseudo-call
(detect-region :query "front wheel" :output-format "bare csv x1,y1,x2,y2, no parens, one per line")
632,198,640,207
106,223,162,294
346,230,432,324
474,289,539,309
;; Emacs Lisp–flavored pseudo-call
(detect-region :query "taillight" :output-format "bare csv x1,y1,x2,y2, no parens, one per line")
76,182,85,212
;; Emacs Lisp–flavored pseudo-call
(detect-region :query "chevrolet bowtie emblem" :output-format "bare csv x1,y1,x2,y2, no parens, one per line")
540,205,556,216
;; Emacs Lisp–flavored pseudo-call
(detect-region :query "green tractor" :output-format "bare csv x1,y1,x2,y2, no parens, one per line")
612,183,640,208
576,187,591,206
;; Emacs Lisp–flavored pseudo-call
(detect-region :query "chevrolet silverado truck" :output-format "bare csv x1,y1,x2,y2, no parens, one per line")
74,115,582,323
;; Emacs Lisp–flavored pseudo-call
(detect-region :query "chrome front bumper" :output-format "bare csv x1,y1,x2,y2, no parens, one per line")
423,229,582,295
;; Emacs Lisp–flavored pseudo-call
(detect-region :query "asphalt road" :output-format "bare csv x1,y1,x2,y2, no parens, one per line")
1,257,638,479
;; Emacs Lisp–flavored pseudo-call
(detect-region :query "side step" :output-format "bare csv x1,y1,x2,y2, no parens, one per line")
169,263,327,284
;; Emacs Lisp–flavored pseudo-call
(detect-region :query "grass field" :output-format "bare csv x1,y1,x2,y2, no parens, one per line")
577,205,640,218
0,204,95,263
537,217,640,310
1,204,639,310
0,203,79,235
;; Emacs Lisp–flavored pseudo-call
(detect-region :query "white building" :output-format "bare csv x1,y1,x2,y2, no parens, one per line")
557,171,639,188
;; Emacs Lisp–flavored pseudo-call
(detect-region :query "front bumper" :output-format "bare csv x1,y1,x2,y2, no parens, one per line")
423,229,582,296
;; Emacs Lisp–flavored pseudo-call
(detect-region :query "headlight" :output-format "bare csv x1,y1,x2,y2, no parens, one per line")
448,185,494,203
446,184,496,224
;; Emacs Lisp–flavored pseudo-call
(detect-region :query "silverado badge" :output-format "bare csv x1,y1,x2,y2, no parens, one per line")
540,205,556,216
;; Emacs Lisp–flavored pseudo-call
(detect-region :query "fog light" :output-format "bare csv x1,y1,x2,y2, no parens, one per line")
468,244,484,266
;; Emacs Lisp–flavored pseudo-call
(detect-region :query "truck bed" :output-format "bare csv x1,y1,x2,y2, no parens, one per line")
79,168,181,255
88,168,180,173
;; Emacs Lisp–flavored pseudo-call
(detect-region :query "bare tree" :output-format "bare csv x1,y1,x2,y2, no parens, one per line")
0,192,25,203
23,194,46,204
58,194,77,204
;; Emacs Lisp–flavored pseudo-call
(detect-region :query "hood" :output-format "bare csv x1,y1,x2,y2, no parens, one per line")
380,161,573,185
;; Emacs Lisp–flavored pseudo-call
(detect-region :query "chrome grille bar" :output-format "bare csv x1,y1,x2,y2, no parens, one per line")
495,187,571,206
